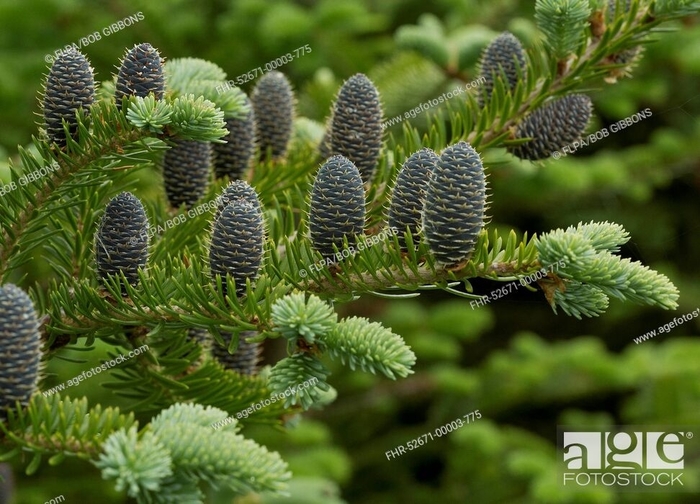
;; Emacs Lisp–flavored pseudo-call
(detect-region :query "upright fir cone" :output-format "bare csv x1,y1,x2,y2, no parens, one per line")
95,192,150,294
388,148,439,251
508,94,593,160
43,48,95,147
329,73,384,185
186,328,210,347
209,199,265,298
213,94,256,180
251,71,295,161
423,142,487,267
215,179,262,222
114,43,164,109
477,31,527,107
309,155,366,260
212,331,263,376
0,284,42,419
162,139,211,209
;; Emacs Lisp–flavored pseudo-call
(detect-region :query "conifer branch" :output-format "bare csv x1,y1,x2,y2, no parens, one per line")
465,2,656,150
0,4,695,500
0,113,148,279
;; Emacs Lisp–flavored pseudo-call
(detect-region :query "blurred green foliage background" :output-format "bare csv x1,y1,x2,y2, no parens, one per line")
1,0,699,502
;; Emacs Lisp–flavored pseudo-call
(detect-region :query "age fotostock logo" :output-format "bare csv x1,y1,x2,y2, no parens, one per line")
559,428,694,491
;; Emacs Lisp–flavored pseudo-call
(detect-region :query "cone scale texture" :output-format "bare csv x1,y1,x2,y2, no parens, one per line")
329,73,384,185
163,139,212,209
186,328,209,346
209,199,265,298
0,284,42,418
115,43,164,108
251,71,295,161
212,331,262,376
214,95,256,180
215,180,262,222
509,94,593,161
309,155,366,260
388,148,439,251
423,142,487,267
478,32,527,106
95,192,150,293
43,49,95,147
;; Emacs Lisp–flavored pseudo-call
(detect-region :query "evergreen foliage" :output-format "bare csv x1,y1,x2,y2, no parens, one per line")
0,1,697,501
535,0,592,59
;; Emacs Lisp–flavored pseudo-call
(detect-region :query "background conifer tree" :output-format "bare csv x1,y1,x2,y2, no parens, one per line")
1,1,699,502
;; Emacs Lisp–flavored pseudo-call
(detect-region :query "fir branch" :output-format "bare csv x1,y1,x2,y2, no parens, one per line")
40,266,291,421
126,96,173,133
0,10,694,501
535,0,592,60
95,428,173,499
268,354,332,409
293,229,541,297
1,92,227,280
456,2,688,151
166,95,227,141
322,316,417,379
569,220,630,252
551,280,610,318
0,102,149,280
95,403,291,503
42,252,282,347
270,292,337,346
536,222,679,315
0,394,136,464
149,403,291,495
